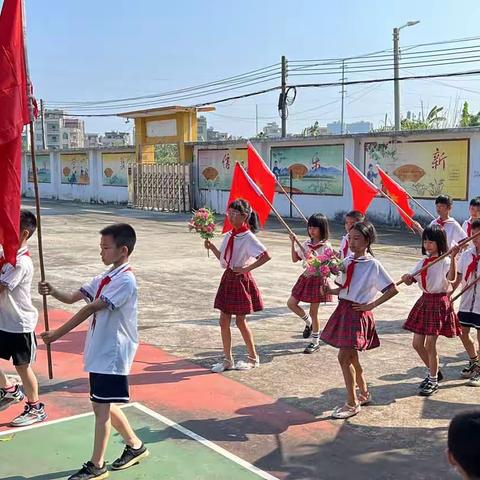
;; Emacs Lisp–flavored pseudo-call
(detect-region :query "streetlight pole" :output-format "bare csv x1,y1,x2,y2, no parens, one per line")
393,20,420,131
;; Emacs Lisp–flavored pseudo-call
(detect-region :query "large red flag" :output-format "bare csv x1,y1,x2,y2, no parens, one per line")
223,163,272,233
345,160,379,214
377,165,415,228
0,0,30,265
247,142,276,206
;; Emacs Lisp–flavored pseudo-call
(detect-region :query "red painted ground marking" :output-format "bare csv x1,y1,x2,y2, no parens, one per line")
1,309,339,447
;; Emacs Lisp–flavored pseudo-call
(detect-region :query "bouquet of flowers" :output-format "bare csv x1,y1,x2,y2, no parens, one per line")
303,247,344,278
188,208,216,239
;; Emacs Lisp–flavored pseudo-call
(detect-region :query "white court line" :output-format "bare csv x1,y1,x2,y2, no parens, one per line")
80,209,114,214
21,205,51,210
131,402,279,480
0,403,279,480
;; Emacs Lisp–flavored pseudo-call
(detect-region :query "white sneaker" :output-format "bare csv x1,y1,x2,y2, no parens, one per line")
467,367,480,387
211,358,235,373
235,357,260,370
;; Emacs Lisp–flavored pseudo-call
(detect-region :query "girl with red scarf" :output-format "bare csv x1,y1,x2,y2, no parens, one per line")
320,222,398,419
205,199,271,373
402,225,461,397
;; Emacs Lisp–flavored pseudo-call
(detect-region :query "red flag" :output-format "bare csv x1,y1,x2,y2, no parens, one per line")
223,163,272,233
247,142,276,206
0,0,30,265
345,160,379,214
377,165,415,228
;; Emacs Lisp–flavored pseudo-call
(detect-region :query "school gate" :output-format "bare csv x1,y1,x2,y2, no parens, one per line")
127,162,191,212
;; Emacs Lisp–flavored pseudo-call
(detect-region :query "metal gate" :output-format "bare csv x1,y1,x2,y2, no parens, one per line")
127,163,191,212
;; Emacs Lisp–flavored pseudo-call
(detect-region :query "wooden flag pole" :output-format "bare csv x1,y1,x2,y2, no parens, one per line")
239,164,306,254
451,275,480,303
247,142,308,224
396,229,480,286
22,0,53,379
375,165,435,220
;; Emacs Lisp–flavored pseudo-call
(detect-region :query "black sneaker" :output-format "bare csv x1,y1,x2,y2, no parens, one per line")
303,342,320,354
68,462,108,480
461,361,478,379
302,324,312,339
419,370,443,389
111,443,149,471
419,380,439,397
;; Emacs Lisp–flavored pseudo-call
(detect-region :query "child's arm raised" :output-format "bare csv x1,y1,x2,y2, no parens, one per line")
204,239,221,260
232,252,271,274
352,284,399,312
38,281,84,304
290,234,301,263
447,244,461,283
40,298,107,344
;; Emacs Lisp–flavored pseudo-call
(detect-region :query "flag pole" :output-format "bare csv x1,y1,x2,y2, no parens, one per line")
247,142,308,224
239,164,306,254
22,0,53,379
451,275,480,303
346,160,417,234
395,229,480,286
375,164,435,220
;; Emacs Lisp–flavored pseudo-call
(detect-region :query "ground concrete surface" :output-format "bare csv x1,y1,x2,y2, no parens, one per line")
20,199,479,480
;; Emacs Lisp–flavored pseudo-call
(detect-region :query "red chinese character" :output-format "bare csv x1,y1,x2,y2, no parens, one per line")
432,148,447,170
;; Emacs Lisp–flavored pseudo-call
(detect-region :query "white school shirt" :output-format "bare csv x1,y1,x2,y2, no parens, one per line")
338,235,351,259
411,256,451,294
0,247,38,333
219,231,266,269
336,255,394,304
462,218,475,237
80,263,138,375
457,246,480,314
295,239,332,261
429,217,467,247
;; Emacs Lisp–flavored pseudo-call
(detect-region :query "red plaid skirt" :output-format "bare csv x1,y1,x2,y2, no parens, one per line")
214,268,264,315
403,292,461,337
320,299,379,351
291,273,333,304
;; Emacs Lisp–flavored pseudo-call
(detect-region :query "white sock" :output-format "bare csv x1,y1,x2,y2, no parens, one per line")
312,332,320,345
301,313,312,326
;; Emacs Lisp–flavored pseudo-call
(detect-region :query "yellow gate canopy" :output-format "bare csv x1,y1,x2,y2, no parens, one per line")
118,105,215,164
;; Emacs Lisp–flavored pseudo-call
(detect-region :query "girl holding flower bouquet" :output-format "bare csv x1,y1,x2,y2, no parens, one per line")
205,199,271,373
287,213,335,354
320,221,398,419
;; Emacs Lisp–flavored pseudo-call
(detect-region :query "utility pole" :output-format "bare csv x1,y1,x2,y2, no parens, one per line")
255,104,258,136
281,55,287,138
393,21,420,131
40,98,46,149
340,59,346,134
393,28,400,131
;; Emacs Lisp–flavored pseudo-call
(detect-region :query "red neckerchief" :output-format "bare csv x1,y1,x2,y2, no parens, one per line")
466,220,472,237
436,217,446,228
342,238,349,258
421,256,438,292
91,265,132,332
465,253,480,282
342,259,357,292
223,224,249,268
0,249,30,271
307,241,325,256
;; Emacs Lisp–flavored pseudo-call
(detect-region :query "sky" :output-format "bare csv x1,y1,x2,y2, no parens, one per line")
19,0,480,138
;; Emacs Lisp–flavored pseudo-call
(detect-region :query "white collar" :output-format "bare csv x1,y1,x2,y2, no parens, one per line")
107,262,130,278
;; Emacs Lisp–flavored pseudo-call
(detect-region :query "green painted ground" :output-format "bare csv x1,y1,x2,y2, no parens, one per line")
0,405,267,480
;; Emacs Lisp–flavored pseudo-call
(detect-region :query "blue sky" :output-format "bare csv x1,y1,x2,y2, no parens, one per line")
21,0,480,137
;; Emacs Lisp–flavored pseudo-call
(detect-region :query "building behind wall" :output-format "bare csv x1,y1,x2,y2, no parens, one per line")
33,109,85,150
102,131,131,147
197,115,208,142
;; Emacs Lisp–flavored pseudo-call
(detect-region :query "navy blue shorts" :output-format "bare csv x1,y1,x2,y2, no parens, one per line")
459,311,480,330
89,373,129,404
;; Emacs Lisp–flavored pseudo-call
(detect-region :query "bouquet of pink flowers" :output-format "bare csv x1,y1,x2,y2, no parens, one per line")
303,247,344,278
188,207,216,240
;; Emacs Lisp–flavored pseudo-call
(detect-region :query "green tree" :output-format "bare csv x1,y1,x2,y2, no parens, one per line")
302,121,323,136
459,101,480,127
400,106,446,130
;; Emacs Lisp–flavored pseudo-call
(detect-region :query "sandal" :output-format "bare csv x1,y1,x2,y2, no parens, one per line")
211,358,235,373
235,356,260,370
331,403,361,419
357,391,372,406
